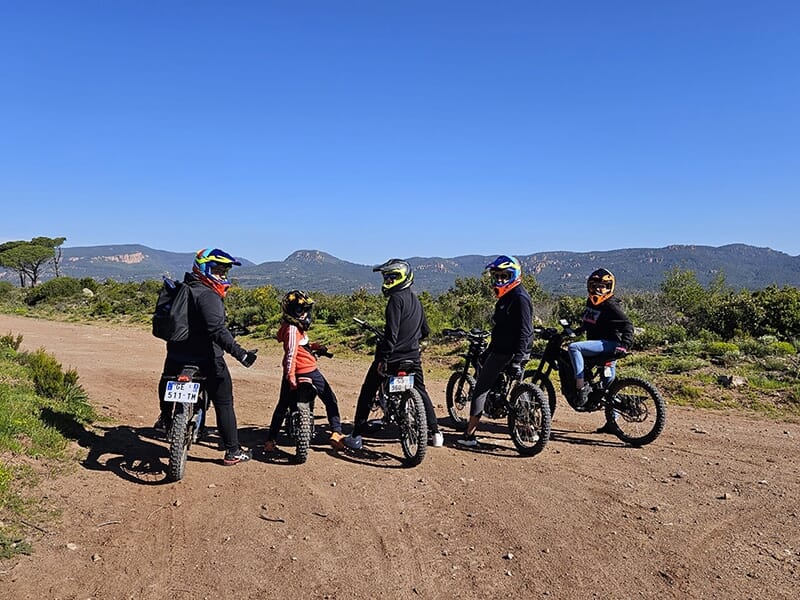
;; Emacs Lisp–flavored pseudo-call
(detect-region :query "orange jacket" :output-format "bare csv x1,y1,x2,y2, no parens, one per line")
276,321,317,387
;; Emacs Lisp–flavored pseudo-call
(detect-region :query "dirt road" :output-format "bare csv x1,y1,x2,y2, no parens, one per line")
0,314,798,599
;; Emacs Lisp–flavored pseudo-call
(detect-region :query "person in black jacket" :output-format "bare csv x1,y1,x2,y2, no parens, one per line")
457,255,533,448
568,268,634,418
342,259,443,450
155,248,258,466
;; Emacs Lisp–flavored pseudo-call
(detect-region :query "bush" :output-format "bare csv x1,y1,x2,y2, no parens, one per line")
24,277,83,306
703,341,741,357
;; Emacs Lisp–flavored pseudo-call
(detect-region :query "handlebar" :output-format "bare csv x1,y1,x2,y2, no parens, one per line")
442,327,490,341
353,317,385,341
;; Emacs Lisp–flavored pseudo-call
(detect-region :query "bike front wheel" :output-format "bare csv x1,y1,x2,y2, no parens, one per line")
293,402,313,464
167,403,192,481
523,369,557,418
398,389,428,467
507,383,551,456
446,371,474,427
605,378,667,446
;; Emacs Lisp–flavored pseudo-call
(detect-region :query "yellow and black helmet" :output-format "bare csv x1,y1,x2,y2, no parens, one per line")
587,268,615,305
281,289,315,330
373,258,414,296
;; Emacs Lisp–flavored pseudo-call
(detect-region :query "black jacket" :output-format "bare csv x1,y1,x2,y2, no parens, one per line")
580,295,634,348
487,284,533,363
166,272,247,363
376,287,429,363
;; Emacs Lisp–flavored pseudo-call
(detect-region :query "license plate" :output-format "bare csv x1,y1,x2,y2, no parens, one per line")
389,374,414,392
163,381,201,403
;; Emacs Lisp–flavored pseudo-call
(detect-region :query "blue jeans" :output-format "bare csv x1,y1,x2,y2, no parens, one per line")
568,340,618,384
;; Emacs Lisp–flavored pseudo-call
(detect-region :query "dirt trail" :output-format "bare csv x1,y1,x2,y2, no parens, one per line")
0,314,798,599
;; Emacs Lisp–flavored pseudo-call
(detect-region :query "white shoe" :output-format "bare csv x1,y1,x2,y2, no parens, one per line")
343,434,363,450
431,431,444,447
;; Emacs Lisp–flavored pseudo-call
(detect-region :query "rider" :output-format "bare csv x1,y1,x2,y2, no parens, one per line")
264,290,345,452
343,258,444,450
568,268,634,423
457,255,533,448
154,247,258,466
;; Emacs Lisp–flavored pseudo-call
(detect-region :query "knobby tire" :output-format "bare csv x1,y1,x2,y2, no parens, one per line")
293,402,313,464
524,369,557,418
167,403,192,481
446,371,475,427
399,388,427,467
508,383,551,456
605,377,667,446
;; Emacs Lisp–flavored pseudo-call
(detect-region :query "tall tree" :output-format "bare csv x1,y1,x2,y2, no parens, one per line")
31,236,67,277
0,237,65,287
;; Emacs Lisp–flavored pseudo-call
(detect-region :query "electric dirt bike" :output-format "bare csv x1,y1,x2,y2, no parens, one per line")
280,345,334,464
442,327,489,427
352,318,428,466
161,365,209,482
524,320,666,446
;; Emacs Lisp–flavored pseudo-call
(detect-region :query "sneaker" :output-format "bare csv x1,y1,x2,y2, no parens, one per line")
430,431,444,447
153,414,171,434
223,447,252,466
342,434,363,450
456,433,479,448
329,432,345,450
574,384,591,408
263,439,276,452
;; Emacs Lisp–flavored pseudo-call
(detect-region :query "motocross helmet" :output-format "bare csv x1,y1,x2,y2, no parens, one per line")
486,255,522,298
373,258,414,296
281,289,314,330
587,268,615,305
192,247,242,296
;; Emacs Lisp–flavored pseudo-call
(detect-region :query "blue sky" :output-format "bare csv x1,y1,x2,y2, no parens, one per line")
2,1,798,265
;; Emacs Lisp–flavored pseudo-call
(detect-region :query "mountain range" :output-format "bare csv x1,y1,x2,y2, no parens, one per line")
4,243,799,295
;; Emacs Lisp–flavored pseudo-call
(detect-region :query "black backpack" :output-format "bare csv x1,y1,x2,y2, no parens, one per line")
152,278,192,342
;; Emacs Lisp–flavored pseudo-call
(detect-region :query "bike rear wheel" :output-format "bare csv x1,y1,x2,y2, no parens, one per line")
293,402,313,464
446,371,474,427
605,378,666,446
507,383,551,456
398,388,428,467
167,403,192,481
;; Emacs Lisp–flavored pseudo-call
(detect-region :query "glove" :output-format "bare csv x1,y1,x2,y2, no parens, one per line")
240,349,258,368
376,360,388,376
613,346,628,359
509,362,524,380
288,375,297,390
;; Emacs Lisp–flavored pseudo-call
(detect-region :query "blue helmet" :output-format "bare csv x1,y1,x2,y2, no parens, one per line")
192,248,242,287
485,255,522,298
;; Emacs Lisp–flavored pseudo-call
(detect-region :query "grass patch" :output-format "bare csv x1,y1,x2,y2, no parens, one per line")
0,336,95,560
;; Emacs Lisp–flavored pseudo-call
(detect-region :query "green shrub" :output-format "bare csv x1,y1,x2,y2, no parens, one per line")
703,341,740,357
21,349,67,398
769,341,797,356
0,333,23,351
24,277,83,306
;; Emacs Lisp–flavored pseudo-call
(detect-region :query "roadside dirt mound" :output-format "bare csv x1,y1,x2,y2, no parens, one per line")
1,314,798,599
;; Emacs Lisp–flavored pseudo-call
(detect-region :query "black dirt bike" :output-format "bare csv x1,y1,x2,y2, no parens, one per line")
281,345,334,464
525,320,666,446
442,327,490,427
161,365,209,482
352,317,428,467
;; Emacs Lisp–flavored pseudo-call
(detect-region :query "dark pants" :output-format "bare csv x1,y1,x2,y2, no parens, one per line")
352,358,438,437
158,356,240,452
469,351,512,417
266,369,342,441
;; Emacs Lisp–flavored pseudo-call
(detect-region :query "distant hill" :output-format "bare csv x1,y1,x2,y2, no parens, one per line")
2,244,798,295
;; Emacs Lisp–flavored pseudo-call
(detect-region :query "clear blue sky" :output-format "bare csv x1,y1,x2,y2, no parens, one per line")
2,1,798,265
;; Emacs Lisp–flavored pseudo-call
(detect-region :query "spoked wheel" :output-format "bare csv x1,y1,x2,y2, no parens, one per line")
507,383,551,456
398,388,428,467
293,402,313,464
605,378,667,446
167,403,192,481
524,369,557,417
446,371,474,427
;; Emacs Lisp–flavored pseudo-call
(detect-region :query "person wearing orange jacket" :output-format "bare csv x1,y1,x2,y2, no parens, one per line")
264,290,345,451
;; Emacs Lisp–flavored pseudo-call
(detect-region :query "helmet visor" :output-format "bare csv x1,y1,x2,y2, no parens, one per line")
490,270,513,286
